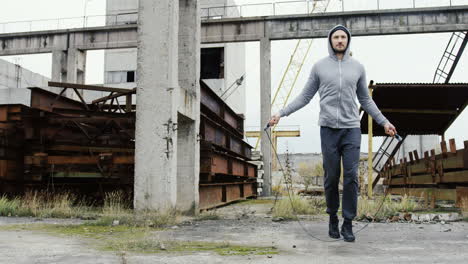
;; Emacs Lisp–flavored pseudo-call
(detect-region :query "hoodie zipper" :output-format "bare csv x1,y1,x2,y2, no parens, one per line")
337,60,342,127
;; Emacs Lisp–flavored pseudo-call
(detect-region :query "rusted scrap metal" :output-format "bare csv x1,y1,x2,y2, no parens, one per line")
30,88,87,112
198,80,257,209
381,138,468,205
199,182,256,210
0,87,135,196
201,114,252,159
200,141,256,179
200,81,244,136
382,139,468,186
1,81,257,209
46,82,136,114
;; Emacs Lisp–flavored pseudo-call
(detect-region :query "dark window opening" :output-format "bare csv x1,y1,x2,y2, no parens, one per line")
201,47,224,79
127,71,135,82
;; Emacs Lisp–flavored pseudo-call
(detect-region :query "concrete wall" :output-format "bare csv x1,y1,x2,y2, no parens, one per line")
0,59,49,90
0,58,51,105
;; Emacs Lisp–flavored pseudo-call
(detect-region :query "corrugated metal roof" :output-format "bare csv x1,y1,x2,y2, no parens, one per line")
360,82,468,136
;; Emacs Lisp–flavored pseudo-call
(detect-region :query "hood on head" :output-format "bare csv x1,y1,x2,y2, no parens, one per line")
327,25,352,61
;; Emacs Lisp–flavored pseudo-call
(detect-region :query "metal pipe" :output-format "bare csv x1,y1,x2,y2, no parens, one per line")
368,87,373,198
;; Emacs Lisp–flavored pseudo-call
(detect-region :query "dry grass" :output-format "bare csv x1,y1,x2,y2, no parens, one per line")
0,191,179,228
195,210,221,221
460,197,468,219
0,191,91,218
271,195,326,220
272,185,288,197
94,191,179,228
357,195,422,221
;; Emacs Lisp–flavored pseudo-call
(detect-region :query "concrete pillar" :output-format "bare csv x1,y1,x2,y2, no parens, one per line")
51,50,67,82
134,0,179,211
176,0,200,214
260,37,272,197
66,48,86,84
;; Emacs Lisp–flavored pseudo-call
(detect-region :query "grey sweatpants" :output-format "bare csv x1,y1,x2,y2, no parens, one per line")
320,126,361,221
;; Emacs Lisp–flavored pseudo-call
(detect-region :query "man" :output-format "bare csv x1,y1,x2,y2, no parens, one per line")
268,25,397,242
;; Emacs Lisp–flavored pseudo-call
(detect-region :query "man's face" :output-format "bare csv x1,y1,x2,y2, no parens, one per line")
331,30,348,54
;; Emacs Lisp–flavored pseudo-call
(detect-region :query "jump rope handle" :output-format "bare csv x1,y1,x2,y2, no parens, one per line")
394,133,403,142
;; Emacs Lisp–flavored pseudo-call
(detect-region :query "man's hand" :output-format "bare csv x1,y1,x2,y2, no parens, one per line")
384,122,397,137
268,113,281,127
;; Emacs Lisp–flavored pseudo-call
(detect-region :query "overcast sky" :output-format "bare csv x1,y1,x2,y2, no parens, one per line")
0,0,467,154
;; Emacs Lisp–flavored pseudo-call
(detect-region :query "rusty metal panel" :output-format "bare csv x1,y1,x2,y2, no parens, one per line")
200,115,227,148
201,149,256,178
226,184,242,202
213,155,229,174
24,155,134,165
456,187,468,207
247,163,256,178
231,159,244,177
0,160,18,180
0,105,24,122
199,185,223,210
29,88,85,113
200,81,244,134
201,154,228,175
0,106,8,122
244,183,256,197
201,116,252,160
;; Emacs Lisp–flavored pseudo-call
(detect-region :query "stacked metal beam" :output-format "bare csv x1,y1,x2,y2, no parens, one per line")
0,82,256,209
199,81,257,209
381,138,468,207
0,88,135,198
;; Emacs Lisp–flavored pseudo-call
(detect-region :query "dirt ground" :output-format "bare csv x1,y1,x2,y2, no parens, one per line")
0,200,467,264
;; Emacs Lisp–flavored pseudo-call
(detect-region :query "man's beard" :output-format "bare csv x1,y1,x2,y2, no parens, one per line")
333,46,346,54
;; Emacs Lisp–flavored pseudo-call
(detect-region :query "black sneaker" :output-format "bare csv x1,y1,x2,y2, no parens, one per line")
328,215,340,239
340,220,355,242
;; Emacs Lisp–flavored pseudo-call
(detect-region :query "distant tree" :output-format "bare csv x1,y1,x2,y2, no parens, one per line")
298,162,314,192
313,163,324,177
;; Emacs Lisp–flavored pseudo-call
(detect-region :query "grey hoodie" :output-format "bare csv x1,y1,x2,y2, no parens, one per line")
279,25,389,128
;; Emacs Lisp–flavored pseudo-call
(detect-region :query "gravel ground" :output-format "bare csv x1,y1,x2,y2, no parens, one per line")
0,201,467,264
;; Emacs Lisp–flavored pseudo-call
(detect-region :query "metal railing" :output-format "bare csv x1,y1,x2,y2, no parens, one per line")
0,12,137,34
0,0,466,34
200,0,464,19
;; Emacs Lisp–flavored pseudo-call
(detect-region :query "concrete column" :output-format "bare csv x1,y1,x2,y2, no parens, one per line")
134,0,179,211
66,48,86,84
176,0,200,214
51,50,67,82
66,47,86,99
260,37,272,197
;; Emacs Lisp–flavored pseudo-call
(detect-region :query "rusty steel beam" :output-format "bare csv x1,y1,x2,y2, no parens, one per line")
24,155,134,165
382,139,468,189
0,105,31,122
91,88,136,105
48,82,131,94
47,145,134,153
199,182,257,210
201,115,252,159
200,142,256,178
29,88,86,112
51,107,135,118
200,81,244,135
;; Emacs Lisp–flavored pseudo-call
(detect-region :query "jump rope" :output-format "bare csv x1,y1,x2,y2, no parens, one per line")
263,123,403,242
